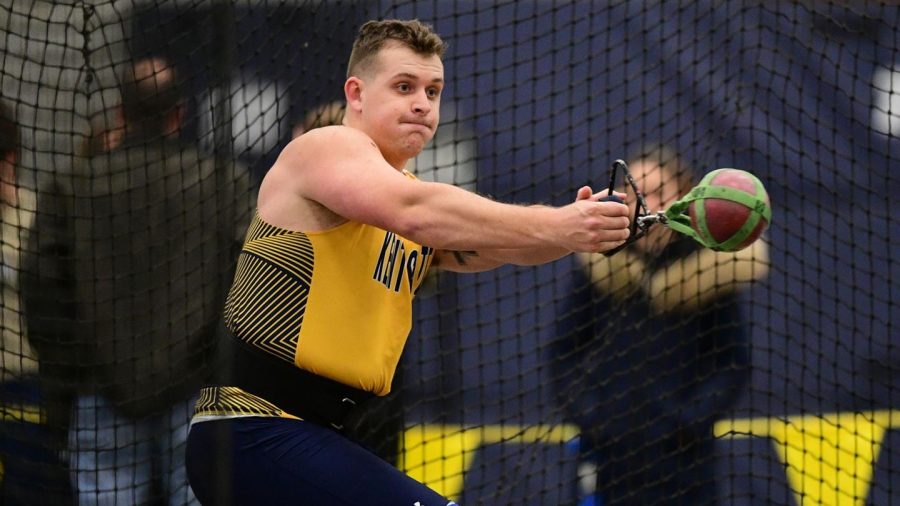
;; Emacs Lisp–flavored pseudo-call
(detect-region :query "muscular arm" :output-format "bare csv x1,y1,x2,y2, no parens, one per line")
265,126,629,257
430,243,568,273
432,188,629,273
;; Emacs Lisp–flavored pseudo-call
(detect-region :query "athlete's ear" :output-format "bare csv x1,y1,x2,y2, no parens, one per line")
344,76,364,113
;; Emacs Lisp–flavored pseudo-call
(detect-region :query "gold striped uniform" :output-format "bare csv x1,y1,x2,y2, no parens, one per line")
194,184,434,420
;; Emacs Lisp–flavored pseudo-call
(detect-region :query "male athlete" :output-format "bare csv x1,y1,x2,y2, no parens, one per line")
185,19,630,505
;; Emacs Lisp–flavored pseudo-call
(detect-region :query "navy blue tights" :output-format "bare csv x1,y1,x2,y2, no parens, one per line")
186,416,455,505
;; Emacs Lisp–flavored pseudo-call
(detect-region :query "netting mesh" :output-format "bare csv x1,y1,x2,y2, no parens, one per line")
1,1,898,504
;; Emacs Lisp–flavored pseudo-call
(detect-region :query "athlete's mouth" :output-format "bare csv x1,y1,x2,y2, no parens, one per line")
403,119,433,130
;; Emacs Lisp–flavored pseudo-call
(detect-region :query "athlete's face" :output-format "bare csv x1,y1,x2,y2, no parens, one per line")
354,42,444,166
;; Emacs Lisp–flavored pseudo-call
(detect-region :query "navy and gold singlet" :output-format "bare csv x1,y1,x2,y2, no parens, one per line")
194,201,434,421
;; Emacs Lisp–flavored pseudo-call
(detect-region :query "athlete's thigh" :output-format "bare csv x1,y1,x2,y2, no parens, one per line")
189,417,455,506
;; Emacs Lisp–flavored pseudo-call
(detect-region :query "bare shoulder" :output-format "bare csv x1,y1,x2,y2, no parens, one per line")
282,125,378,165
257,127,365,231
273,125,389,197
268,127,378,189
258,126,399,231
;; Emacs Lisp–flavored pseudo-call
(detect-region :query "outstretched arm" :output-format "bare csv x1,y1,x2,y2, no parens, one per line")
433,187,629,272
265,126,630,257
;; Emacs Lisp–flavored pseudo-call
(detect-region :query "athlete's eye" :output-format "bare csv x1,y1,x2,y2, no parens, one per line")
426,87,441,99
397,83,411,93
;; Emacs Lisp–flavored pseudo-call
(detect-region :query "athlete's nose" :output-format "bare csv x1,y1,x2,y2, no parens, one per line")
411,89,432,116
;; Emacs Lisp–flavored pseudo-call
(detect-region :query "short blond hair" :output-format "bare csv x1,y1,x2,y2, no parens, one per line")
346,19,446,78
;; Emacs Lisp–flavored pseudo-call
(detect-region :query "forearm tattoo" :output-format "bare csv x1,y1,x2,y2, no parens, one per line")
451,250,479,266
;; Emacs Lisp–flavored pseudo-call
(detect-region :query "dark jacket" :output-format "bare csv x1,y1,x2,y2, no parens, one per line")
23,136,254,418
551,237,751,505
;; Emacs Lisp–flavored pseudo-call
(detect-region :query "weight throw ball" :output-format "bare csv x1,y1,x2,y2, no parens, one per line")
688,168,770,252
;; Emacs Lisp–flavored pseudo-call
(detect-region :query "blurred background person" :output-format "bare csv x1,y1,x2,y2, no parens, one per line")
0,98,73,504
292,100,345,139
24,56,254,505
76,109,124,158
550,145,769,505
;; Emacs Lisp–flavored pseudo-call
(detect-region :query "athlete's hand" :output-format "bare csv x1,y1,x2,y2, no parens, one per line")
574,185,627,204
556,186,630,253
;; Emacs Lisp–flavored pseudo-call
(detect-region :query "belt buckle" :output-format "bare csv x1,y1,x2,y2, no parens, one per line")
330,397,357,431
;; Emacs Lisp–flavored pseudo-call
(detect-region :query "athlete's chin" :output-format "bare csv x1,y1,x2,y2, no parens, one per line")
400,134,433,155
398,144,426,160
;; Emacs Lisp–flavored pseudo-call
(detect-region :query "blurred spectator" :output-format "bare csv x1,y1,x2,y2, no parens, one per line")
292,100,345,139
0,99,73,504
550,145,768,505
23,57,254,505
76,110,124,158
0,99,37,380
